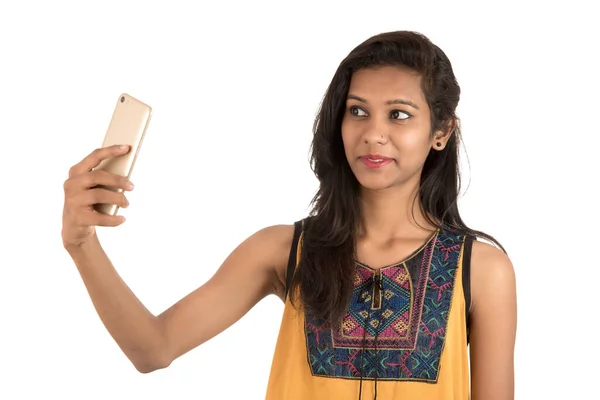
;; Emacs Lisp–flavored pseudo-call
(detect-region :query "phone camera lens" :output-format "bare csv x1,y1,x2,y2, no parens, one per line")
121,96,125,103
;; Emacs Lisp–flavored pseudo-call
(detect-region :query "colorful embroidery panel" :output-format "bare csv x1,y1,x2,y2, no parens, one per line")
304,231,464,382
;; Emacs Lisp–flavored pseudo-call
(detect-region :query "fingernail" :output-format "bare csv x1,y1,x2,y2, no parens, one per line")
126,181,134,190
119,145,129,150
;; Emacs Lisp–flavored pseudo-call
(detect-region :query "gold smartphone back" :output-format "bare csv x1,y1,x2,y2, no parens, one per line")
93,93,152,216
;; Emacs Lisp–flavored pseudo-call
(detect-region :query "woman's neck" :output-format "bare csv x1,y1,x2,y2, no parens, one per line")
358,185,437,241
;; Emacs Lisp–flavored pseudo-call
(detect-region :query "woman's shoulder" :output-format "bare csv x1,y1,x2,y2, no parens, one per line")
250,223,297,299
251,223,296,261
470,239,513,280
469,238,516,312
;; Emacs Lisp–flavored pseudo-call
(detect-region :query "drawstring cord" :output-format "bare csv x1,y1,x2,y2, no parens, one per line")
357,271,384,400
373,273,384,400
358,308,368,399
357,279,370,400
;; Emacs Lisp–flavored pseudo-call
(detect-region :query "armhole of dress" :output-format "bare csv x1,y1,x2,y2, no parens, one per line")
463,235,474,344
284,219,303,301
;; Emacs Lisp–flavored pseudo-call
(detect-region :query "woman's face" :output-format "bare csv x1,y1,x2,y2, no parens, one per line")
341,66,445,192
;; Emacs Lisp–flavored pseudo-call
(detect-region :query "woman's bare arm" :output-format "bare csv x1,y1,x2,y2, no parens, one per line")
67,224,293,373
469,240,517,399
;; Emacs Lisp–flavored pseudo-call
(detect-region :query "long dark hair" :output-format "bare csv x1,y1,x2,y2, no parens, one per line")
289,30,504,326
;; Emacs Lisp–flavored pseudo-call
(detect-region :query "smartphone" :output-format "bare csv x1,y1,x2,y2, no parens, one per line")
92,93,152,216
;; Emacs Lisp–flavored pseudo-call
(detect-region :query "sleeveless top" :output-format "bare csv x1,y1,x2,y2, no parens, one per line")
265,220,474,400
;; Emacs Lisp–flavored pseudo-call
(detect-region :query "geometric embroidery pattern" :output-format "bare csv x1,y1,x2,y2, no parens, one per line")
304,228,465,383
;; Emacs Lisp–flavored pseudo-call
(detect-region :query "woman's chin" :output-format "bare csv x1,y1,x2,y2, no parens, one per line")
356,176,397,192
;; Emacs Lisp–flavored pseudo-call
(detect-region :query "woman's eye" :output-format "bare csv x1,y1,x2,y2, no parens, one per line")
349,106,367,116
390,110,410,120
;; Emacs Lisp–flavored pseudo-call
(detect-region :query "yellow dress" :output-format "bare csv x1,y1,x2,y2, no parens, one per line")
265,221,473,400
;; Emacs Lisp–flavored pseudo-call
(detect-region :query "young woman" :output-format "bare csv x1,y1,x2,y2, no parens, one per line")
62,30,517,400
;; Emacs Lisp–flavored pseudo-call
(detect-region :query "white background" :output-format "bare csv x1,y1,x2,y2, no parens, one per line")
1,1,598,399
